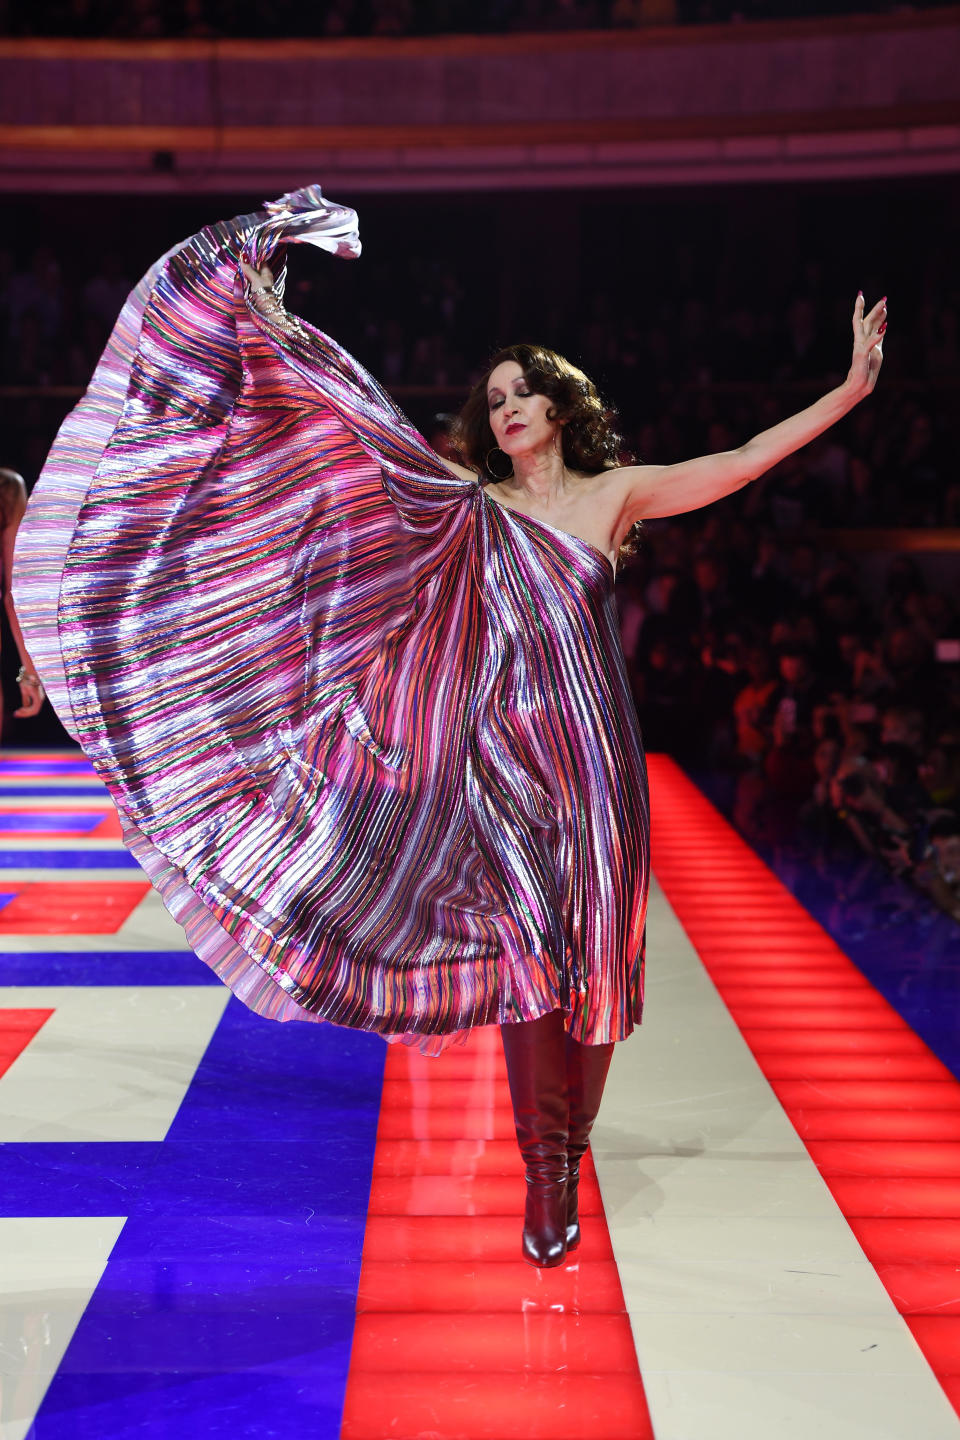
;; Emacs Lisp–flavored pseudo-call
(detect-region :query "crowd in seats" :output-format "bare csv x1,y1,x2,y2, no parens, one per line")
3,0,955,37
612,490,960,925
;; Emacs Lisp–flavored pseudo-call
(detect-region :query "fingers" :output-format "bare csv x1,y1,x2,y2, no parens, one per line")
853,293,887,323
868,296,887,327
14,684,43,718
852,291,864,335
872,297,888,348
853,293,888,349
239,259,274,289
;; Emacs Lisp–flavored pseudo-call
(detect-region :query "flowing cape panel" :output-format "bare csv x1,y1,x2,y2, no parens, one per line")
13,188,509,1047
13,186,648,1051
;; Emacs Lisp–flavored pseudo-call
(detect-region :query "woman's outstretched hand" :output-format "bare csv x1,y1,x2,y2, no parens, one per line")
846,292,887,398
239,258,302,336
240,259,274,291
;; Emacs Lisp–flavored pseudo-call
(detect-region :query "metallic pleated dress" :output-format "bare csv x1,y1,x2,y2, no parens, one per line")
13,187,649,1052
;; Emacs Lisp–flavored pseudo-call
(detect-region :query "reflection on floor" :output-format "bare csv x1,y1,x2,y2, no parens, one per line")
0,750,958,1439
340,1027,652,1439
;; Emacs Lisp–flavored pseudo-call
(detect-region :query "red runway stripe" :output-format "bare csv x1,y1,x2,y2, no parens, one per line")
648,753,960,1419
0,1008,54,1077
340,1026,653,1439
0,881,150,932
0,814,124,841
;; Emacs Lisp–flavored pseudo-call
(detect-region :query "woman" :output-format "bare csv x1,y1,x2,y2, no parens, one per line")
0,468,45,727
13,188,885,1268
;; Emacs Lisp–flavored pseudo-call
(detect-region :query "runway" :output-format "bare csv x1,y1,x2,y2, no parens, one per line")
0,750,958,1439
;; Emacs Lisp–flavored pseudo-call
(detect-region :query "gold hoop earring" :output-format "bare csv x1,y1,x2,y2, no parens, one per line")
485,445,514,481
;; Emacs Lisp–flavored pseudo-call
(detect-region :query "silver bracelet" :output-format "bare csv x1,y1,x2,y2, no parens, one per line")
248,285,303,335
16,665,42,687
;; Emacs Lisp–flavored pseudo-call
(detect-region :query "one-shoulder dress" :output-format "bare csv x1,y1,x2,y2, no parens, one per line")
12,186,649,1052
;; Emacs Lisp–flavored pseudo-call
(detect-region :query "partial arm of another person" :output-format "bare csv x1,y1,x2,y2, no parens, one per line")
1,472,45,718
616,294,886,525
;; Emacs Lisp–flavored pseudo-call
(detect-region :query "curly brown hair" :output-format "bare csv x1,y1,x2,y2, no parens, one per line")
453,343,641,562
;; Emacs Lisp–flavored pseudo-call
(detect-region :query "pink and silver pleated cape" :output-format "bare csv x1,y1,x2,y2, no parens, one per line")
13,187,648,1052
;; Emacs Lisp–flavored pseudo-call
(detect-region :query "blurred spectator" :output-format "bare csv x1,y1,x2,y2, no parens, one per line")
82,253,132,346
733,646,777,766
427,412,459,461
915,816,960,923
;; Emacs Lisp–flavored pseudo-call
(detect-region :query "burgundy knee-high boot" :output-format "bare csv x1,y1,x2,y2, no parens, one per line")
500,1010,569,1268
565,1035,615,1250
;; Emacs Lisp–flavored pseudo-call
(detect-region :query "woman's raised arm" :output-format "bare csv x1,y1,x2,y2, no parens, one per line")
616,293,887,524
240,259,304,337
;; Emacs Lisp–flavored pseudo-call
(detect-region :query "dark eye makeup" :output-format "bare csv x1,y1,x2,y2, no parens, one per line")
489,388,531,411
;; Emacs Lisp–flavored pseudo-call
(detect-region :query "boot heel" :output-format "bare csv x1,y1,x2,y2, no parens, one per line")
523,1177,568,1268
566,1165,581,1250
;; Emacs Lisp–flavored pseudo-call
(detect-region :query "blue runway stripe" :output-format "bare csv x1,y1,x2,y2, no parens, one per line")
0,784,109,797
0,814,106,832
3,998,385,1439
0,951,224,985
0,762,92,774
0,849,140,869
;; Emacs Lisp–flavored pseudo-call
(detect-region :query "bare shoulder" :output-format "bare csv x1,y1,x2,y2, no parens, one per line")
586,463,663,541
603,461,664,495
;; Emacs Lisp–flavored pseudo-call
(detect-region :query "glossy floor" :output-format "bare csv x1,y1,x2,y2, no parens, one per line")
0,750,958,1438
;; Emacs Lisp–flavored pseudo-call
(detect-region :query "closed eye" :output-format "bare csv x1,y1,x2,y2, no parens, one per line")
489,388,531,411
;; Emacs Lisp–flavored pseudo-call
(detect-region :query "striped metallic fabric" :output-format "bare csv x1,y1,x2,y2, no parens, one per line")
12,185,649,1053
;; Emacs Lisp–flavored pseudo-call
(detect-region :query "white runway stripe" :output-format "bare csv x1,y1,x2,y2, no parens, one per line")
0,844,129,855
0,986,228,1141
0,869,140,882
594,876,960,1440
0,1218,126,1440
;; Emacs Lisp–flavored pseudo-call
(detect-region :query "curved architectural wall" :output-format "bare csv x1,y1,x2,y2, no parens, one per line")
0,10,958,190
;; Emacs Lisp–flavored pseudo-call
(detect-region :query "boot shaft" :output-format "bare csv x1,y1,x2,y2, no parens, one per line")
566,1033,615,1166
500,1009,570,1171
500,1010,571,1268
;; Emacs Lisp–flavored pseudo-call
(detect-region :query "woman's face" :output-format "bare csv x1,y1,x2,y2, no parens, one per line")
486,361,561,461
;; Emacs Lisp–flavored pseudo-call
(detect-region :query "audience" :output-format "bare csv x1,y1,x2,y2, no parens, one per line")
614,500,960,924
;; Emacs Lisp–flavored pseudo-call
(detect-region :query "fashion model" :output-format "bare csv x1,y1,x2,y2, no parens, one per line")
12,188,885,1268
